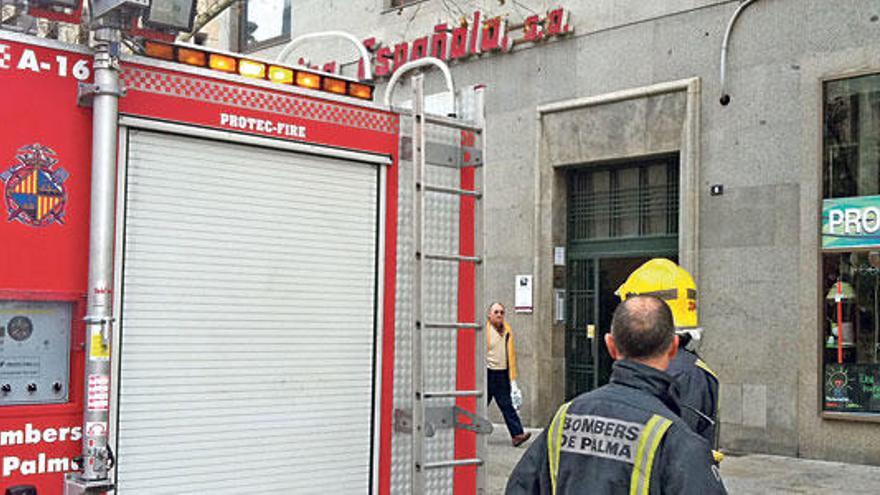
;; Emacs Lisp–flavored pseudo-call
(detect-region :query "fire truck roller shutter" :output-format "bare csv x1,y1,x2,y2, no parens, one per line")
115,130,380,494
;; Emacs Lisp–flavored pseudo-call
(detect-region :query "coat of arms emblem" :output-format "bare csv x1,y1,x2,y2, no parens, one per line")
1,144,69,227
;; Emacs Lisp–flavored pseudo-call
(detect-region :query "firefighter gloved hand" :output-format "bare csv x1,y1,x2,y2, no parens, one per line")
510,380,523,410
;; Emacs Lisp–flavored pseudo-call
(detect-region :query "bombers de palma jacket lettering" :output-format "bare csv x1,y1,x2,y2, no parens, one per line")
506,360,727,495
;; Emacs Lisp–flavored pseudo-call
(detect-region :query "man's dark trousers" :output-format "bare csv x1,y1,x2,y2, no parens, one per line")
487,368,524,437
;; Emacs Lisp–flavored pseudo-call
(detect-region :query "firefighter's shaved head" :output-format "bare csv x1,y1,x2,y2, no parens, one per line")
607,296,677,365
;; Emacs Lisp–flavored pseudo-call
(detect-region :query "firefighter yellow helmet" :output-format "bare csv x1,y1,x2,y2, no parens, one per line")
615,258,698,329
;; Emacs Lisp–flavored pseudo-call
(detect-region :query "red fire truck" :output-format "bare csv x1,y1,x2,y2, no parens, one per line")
0,29,488,495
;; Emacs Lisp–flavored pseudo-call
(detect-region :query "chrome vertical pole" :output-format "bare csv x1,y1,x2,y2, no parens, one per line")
66,24,122,495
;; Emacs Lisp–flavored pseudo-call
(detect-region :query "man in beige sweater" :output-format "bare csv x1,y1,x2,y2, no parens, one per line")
487,302,531,447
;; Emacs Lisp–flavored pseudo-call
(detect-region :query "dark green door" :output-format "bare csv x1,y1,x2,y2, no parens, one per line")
565,258,597,398
565,155,680,400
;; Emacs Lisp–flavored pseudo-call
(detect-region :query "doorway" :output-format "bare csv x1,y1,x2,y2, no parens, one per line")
564,154,679,399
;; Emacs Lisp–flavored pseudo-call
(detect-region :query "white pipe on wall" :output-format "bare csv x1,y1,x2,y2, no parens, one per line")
719,0,762,105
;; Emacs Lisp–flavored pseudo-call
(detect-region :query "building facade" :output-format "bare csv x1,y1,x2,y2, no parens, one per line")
211,0,880,464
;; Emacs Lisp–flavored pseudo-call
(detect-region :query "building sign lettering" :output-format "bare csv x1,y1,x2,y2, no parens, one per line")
822,195,880,249
307,8,573,79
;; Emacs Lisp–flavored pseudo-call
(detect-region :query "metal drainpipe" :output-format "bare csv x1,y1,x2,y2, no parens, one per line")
65,24,121,495
719,0,761,105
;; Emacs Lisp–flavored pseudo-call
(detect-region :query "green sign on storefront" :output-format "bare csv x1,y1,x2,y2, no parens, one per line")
823,195,880,249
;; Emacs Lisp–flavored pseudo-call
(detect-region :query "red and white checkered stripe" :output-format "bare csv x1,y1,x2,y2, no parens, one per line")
121,67,398,135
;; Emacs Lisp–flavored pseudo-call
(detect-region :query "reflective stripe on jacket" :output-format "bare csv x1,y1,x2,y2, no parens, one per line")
506,360,727,495
486,321,517,381
547,404,673,495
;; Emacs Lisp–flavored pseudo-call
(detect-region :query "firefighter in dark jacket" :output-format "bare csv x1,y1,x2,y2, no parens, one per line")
616,259,720,448
506,296,726,495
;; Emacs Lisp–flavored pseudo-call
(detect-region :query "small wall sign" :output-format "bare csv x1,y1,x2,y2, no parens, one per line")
515,275,533,314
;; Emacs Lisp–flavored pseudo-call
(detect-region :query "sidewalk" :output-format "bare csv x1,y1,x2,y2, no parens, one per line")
487,425,880,494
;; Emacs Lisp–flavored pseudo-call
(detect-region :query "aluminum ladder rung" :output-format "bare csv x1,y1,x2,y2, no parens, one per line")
420,183,482,198
423,458,484,470
422,253,483,263
424,113,482,132
390,105,483,132
424,390,483,398
423,321,482,330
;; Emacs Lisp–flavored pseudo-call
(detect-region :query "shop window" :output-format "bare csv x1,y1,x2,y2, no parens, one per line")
821,73,880,414
239,0,291,52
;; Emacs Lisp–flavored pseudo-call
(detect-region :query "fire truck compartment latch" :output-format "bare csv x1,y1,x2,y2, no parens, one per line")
77,82,127,108
394,406,493,438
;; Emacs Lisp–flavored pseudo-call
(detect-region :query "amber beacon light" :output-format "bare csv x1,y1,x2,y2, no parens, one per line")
208,53,237,73
142,41,375,100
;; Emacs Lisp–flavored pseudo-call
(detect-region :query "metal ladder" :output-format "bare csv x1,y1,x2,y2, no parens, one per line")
408,73,490,494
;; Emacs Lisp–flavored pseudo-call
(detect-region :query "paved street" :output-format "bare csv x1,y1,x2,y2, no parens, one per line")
487,425,880,494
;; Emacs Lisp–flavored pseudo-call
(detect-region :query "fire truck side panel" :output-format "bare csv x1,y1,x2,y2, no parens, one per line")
0,36,92,494
0,40,92,293
112,129,382,493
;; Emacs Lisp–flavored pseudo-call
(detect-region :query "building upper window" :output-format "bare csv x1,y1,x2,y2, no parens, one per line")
821,73,880,415
823,74,880,199
240,0,292,52
567,156,679,242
